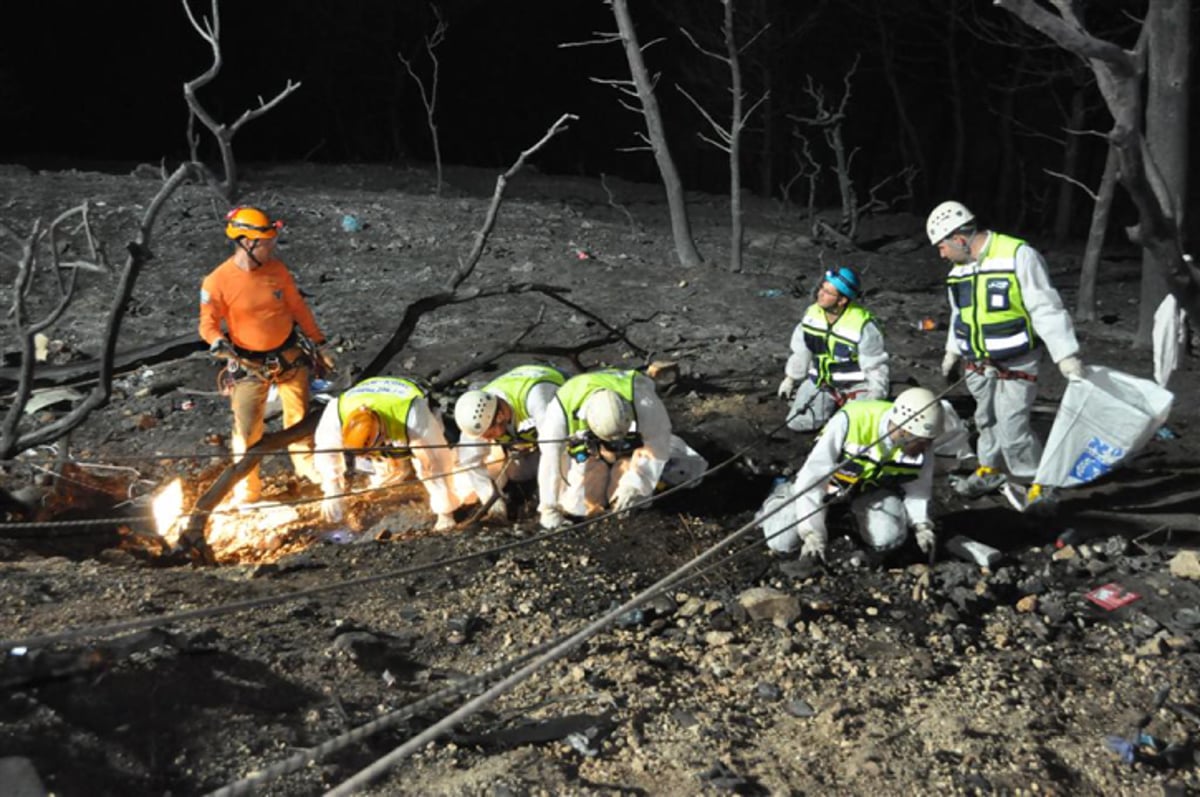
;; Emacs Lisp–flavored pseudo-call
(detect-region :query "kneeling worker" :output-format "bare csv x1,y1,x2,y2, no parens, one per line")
314,376,461,530
453,364,567,519
777,266,889,431
758,387,942,563
537,369,707,529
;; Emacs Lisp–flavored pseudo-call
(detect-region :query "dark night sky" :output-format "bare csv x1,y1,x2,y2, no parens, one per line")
2,1,1194,234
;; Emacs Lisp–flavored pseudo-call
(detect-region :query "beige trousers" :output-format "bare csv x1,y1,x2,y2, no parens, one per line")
230,357,314,501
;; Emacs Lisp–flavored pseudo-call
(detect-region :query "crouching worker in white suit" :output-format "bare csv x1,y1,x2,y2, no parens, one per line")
537,369,708,530
757,387,942,564
453,364,567,520
314,376,461,530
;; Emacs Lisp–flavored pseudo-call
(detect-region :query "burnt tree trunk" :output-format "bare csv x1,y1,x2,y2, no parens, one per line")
1136,0,1191,346
998,0,1200,337
610,0,704,268
1077,144,1120,322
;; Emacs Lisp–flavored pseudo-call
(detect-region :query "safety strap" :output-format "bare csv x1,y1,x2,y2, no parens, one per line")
965,360,1037,383
830,388,867,408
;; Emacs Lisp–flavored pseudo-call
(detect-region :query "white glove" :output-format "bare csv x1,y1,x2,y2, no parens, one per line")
539,508,567,530
486,497,508,520
434,513,456,531
914,522,936,554
799,530,827,562
941,351,961,379
319,496,345,524
612,486,642,513
777,376,797,400
1058,355,1085,381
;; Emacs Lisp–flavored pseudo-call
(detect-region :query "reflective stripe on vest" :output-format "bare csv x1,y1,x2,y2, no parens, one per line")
337,377,425,448
554,369,638,439
945,233,1037,361
832,400,924,488
801,302,873,387
483,364,567,443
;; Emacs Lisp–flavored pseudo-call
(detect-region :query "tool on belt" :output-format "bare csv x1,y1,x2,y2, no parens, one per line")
567,432,644,463
210,331,331,396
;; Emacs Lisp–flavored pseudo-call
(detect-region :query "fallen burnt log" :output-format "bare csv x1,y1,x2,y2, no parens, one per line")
0,332,202,390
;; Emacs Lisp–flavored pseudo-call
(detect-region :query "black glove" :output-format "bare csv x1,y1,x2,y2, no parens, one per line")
209,338,234,358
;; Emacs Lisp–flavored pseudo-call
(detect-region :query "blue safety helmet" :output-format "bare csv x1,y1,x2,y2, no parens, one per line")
824,266,862,300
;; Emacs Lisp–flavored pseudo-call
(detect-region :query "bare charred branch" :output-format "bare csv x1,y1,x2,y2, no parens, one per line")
452,113,578,287
3,163,198,459
398,4,447,196
181,0,301,200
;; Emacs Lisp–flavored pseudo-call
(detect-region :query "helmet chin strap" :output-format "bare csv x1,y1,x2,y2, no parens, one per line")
239,238,267,268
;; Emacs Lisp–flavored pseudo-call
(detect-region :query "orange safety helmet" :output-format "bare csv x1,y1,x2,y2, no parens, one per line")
341,406,385,451
225,206,283,240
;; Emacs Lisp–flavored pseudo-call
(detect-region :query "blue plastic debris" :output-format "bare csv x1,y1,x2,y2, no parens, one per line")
1104,732,1163,764
319,529,355,545
340,214,362,233
758,288,784,298
1155,425,1180,440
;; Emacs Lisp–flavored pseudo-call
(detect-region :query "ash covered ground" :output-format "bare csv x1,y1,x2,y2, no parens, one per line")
1,163,1199,795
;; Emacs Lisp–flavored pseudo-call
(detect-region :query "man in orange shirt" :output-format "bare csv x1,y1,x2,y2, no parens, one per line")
199,206,331,504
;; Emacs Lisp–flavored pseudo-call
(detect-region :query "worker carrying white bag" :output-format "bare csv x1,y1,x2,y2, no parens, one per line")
1006,366,1173,513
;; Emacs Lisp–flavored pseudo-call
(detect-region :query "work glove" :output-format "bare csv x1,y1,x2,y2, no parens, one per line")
317,344,337,372
319,496,345,524
539,508,567,530
486,496,508,520
941,351,962,385
914,521,937,554
209,337,234,358
434,513,456,531
798,529,827,562
1058,355,1085,381
611,486,642,514
777,375,798,401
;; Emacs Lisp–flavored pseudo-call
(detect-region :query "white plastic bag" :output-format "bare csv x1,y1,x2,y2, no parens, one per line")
1152,293,1187,387
1034,366,1174,487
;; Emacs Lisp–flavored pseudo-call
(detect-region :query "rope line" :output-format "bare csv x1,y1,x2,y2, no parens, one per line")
236,387,959,795
0,391,812,650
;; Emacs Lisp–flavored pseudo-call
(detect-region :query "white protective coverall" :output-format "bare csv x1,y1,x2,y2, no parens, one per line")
314,395,460,528
784,313,889,432
758,409,934,554
947,234,1080,480
537,373,707,519
454,380,560,506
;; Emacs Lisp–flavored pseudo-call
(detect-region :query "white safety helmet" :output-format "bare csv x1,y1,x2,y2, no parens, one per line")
582,389,634,441
925,200,975,245
454,390,498,437
890,387,943,440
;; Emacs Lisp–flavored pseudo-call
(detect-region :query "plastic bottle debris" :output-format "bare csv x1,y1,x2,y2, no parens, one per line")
758,288,784,298
945,535,1003,568
340,214,362,233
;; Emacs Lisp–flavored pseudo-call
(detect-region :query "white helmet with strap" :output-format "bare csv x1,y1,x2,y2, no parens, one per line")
926,201,975,245
454,390,498,436
890,387,943,439
582,389,633,441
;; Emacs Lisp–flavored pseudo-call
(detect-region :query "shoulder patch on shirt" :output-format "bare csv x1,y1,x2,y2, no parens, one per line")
200,288,211,304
